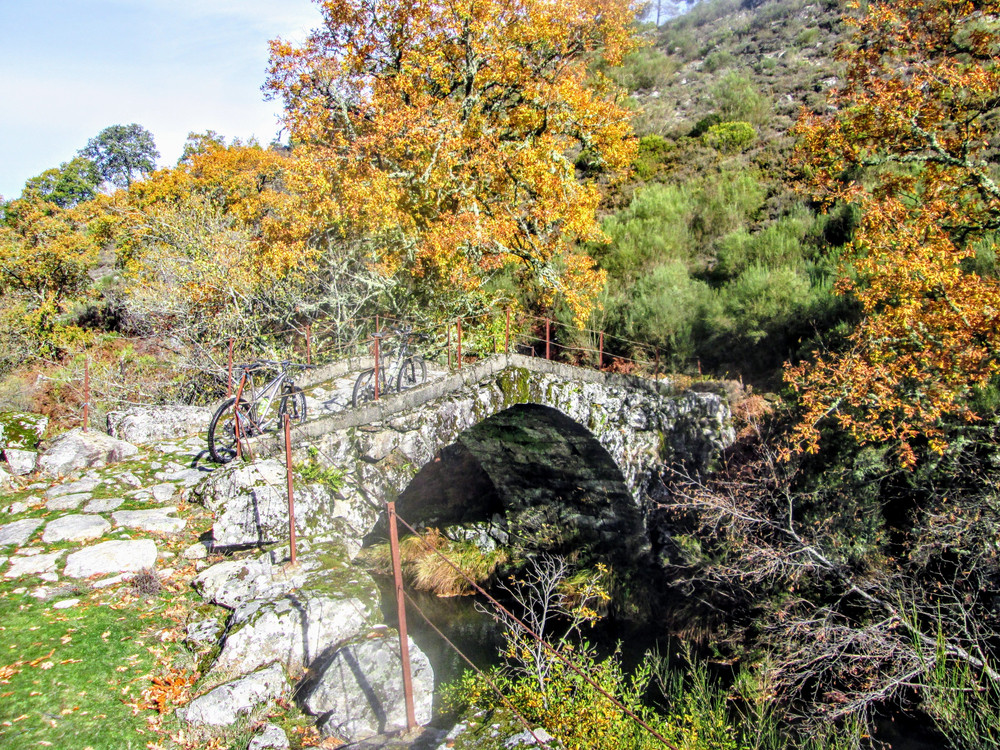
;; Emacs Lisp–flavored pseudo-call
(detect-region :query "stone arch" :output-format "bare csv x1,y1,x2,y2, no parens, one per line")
284,355,733,556
392,404,651,568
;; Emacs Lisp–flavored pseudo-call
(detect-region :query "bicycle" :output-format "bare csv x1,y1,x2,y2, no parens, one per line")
352,326,428,407
207,360,313,463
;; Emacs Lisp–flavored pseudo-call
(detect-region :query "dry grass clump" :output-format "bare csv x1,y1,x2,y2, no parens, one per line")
359,528,508,597
129,568,163,598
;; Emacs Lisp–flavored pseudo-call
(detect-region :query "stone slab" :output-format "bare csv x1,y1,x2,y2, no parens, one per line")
0,518,43,547
64,539,158,578
83,497,124,513
112,508,186,534
5,550,63,578
46,493,92,511
42,514,111,543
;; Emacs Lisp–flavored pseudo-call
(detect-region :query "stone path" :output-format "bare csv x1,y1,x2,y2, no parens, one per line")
0,360,449,605
0,431,216,602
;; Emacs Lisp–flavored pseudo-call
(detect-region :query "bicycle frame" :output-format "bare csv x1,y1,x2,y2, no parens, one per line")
372,329,418,392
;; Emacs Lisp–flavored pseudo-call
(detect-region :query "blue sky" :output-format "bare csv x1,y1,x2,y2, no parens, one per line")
0,0,323,200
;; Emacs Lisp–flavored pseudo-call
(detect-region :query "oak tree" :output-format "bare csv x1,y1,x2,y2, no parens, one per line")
80,124,160,190
788,0,1000,464
265,0,639,322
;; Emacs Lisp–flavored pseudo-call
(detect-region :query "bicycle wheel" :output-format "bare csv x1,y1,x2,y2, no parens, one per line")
396,357,427,391
278,386,307,425
207,397,257,464
352,368,385,407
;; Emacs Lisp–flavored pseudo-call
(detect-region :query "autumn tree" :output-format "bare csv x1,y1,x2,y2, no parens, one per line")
788,0,1000,464
0,177,99,368
265,0,639,323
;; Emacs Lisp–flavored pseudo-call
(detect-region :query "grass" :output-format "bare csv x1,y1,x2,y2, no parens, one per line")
360,528,508,597
0,585,186,750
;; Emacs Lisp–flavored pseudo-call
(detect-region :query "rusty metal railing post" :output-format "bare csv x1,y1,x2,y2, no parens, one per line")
233,371,249,461
305,324,312,366
387,501,417,731
82,357,90,433
545,318,551,360
373,335,381,401
457,318,463,370
505,309,511,355
447,325,452,370
598,331,604,370
227,338,234,397
283,414,298,566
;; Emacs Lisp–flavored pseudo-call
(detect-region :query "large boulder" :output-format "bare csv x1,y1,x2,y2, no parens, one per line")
38,429,138,477
107,405,212,445
210,567,378,679
193,556,312,610
4,448,37,476
0,412,48,450
183,663,289,727
193,459,376,552
302,635,434,742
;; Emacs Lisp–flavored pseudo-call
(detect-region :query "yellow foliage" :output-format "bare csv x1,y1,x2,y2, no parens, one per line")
266,0,639,323
788,0,1000,465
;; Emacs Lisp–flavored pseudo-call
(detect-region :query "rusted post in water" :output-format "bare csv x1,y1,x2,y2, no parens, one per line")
82,357,90,433
545,318,551,360
227,338,234,396
387,501,418,731
283,414,297,566
457,318,463,370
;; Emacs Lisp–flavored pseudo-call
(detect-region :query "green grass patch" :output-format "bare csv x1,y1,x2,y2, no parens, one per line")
0,587,182,749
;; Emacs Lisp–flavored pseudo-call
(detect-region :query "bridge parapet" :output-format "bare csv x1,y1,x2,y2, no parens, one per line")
259,354,734,513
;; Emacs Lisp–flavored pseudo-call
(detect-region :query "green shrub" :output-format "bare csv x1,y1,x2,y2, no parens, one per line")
608,260,718,364
632,134,674,180
712,264,813,346
711,71,771,126
702,121,757,153
703,49,736,73
608,46,680,91
690,112,724,137
597,183,697,278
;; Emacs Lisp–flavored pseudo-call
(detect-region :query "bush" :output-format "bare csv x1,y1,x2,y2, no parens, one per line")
702,121,757,153
608,260,718,364
711,71,771,126
631,134,674,180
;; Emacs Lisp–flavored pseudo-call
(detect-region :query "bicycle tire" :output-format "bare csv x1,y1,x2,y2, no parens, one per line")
396,357,427,391
278,386,307,425
207,397,256,464
352,368,383,407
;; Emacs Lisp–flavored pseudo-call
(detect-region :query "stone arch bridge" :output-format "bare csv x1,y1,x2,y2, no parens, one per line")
253,353,734,565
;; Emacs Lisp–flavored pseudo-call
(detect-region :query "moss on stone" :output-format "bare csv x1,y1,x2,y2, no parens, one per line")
0,412,46,450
